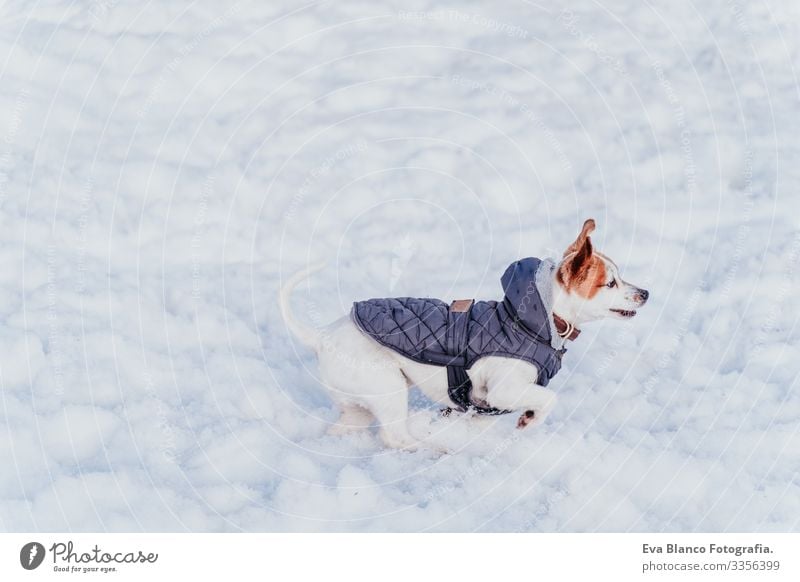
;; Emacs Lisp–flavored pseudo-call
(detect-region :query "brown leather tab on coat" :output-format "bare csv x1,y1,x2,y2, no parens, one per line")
450,299,474,313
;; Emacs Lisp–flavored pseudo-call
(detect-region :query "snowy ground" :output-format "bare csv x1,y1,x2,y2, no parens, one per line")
1,0,799,532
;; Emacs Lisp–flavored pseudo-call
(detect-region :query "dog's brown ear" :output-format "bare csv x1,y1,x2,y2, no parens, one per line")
563,218,596,257
560,219,595,282
569,232,593,277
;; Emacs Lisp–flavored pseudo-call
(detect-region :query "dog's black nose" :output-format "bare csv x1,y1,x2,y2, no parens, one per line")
639,289,649,302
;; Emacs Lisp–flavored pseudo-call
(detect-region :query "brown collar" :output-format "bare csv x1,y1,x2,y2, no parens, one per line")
553,314,581,341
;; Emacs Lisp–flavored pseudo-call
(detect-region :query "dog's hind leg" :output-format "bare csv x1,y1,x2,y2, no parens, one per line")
316,318,427,450
365,379,423,451
375,412,421,450
327,403,374,435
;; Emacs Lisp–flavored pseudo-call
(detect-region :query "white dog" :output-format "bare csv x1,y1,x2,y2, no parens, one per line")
280,219,649,450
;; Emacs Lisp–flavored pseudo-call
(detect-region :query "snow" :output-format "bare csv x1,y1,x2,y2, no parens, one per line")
1,0,799,532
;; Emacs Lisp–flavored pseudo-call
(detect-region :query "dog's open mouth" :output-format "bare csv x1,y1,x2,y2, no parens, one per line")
610,309,637,318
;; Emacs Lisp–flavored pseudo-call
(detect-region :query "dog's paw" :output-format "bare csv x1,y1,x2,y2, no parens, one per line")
516,410,535,429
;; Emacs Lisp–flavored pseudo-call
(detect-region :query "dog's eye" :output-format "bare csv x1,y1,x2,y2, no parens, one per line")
606,280,616,288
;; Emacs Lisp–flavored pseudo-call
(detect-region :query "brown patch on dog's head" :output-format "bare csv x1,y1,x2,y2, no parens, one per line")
558,218,606,298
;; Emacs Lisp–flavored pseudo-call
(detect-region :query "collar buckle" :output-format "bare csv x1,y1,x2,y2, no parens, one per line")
553,314,581,341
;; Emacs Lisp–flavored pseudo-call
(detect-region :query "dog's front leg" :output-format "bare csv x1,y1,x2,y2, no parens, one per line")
485,382,558,429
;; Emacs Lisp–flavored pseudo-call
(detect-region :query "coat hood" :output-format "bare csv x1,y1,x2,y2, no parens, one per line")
501,257,559,347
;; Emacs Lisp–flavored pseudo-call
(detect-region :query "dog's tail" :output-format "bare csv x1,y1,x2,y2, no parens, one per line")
279,261,327,350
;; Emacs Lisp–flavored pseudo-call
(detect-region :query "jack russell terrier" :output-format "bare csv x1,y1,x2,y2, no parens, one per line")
280,219,649,450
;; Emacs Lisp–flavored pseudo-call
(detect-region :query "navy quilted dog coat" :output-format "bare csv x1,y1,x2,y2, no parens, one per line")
351,257,565,414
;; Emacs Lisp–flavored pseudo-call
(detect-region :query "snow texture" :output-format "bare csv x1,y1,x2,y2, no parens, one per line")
0,0,799,532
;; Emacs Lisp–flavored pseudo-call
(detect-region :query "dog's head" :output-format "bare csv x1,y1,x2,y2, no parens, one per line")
553,219,649,324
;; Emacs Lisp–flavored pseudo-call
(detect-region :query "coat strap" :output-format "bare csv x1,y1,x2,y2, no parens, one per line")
445,299,511,416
